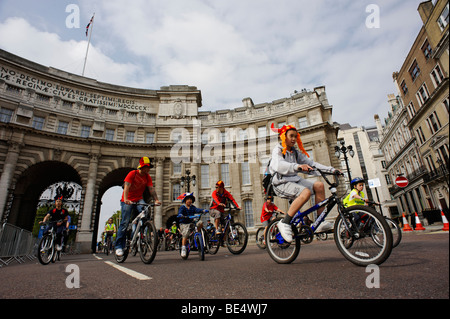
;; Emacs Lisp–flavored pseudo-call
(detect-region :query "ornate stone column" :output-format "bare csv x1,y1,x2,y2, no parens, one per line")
0,135,23,222
154,157,164,228
77,152,100,252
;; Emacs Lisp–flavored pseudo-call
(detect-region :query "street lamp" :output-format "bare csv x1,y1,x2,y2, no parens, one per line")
334,140,355,182
180,169,196,193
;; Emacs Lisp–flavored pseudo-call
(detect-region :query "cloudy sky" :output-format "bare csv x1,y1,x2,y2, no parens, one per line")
0,0,425,128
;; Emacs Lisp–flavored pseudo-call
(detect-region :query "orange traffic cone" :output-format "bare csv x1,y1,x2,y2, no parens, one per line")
414,212,426,231
402,213,413,232
441,211,449,231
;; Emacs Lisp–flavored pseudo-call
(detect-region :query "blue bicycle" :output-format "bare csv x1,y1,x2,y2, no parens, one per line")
266,168,393,266
178,211,208,261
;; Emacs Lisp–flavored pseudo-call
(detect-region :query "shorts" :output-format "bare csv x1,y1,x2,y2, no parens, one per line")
273,180,315,200
180,223,192,239
209,209,223,220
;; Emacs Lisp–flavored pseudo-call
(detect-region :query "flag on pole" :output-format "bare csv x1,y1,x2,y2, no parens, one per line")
85,15,94,37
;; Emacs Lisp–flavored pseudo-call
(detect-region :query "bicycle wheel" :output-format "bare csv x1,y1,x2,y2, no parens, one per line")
266,218,300,264
208,232,220,255
385,218,402,248
195,233,205,261
37,233,54,265
139,221,158,264
226,222,248,255
255,227,266,249
334,205,393,266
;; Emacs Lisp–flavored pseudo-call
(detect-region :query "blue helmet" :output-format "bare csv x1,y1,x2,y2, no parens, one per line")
350,177,364,188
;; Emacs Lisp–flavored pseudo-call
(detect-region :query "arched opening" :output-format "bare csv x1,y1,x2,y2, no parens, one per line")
8,161,81,231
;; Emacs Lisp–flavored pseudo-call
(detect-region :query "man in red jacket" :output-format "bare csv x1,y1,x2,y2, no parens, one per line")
210,180,241,233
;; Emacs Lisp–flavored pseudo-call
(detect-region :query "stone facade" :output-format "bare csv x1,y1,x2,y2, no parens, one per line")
0,49,340,252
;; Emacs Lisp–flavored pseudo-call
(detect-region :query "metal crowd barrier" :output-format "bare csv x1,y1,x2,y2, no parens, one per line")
0,223,37,267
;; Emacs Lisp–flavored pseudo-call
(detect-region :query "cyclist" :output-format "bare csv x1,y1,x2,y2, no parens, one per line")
210,180,241,234
103,218,116,250
115,156,161,257
343,177,376,207
260,195,285,245
40,196,69,251
177,192,208,257
269,123,339,243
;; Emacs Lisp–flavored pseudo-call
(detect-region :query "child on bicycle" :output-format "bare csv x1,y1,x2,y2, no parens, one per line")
210,180,241,234
261,195,285,245
177,193,208,258
343,177,370,207
269,123,339,243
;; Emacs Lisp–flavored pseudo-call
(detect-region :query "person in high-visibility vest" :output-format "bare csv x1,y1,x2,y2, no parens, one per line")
343,177,369,207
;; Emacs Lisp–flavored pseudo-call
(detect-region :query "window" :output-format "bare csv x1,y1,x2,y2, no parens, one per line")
416,127,426,144
430,64,445,88
437,3,449,31
32,116,45,130
57,121,69,135
201,164,209,188
80,125,91,138
244,200,254,227
258,126,266,138
407,102,416,119
416,84,429,106
0,108,13,123
443,97,449,114
221,164,230,187
105,129,115,141
426,112,442,134
146,132,155,143
126,131,135,143
400,80,408,95
298,116,308,129
385,174,392,185
172,184,181,201
421,39,433,60
409,60,420,82
241,162,251,185
173,162,181,175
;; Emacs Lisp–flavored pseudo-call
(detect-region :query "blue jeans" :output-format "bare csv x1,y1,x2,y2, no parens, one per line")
115,199,145,250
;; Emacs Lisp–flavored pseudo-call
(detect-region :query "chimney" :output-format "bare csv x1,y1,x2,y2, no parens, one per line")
418,1,434,25
374,114,384,140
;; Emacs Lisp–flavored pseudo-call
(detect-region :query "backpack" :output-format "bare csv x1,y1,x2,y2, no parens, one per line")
262,148,300,198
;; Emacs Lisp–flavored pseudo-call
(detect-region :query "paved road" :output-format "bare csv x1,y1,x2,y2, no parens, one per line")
0,231,448,303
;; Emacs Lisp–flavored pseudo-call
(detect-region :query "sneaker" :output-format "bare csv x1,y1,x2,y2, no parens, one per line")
181,246,187,258
56,244,62,251
115,248,123,257
277,220,293,243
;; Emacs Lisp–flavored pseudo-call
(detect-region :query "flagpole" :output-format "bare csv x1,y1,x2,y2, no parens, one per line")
82,13,95,77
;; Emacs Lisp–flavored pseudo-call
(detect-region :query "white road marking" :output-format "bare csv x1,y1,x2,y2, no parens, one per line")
93,254,152,280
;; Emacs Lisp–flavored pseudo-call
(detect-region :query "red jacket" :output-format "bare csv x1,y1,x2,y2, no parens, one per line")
210,189,239,213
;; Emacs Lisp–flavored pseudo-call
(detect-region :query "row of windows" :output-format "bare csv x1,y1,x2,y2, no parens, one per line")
414,98,449,145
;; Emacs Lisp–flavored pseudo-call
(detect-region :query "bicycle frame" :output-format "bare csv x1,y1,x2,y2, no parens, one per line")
286,169,355,238
128,204,153,251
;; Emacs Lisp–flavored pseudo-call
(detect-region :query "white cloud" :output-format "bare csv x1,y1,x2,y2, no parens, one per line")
0,0,425,126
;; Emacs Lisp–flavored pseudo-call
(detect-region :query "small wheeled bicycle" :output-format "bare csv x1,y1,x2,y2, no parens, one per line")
207,208,248,255
367,201,402,248
179,211,208,261
115,203,158,264
266,168,393,266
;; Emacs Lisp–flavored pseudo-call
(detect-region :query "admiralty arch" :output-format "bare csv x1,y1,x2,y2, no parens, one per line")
0,49,341,252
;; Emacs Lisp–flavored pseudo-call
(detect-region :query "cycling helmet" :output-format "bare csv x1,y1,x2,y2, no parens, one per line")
350,177,365,188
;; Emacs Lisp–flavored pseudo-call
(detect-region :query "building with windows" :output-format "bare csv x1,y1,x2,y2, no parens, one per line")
0,49,340,252
381,0,449,225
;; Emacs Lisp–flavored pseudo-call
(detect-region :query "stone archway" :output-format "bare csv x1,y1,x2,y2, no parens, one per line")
8,161,82,231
